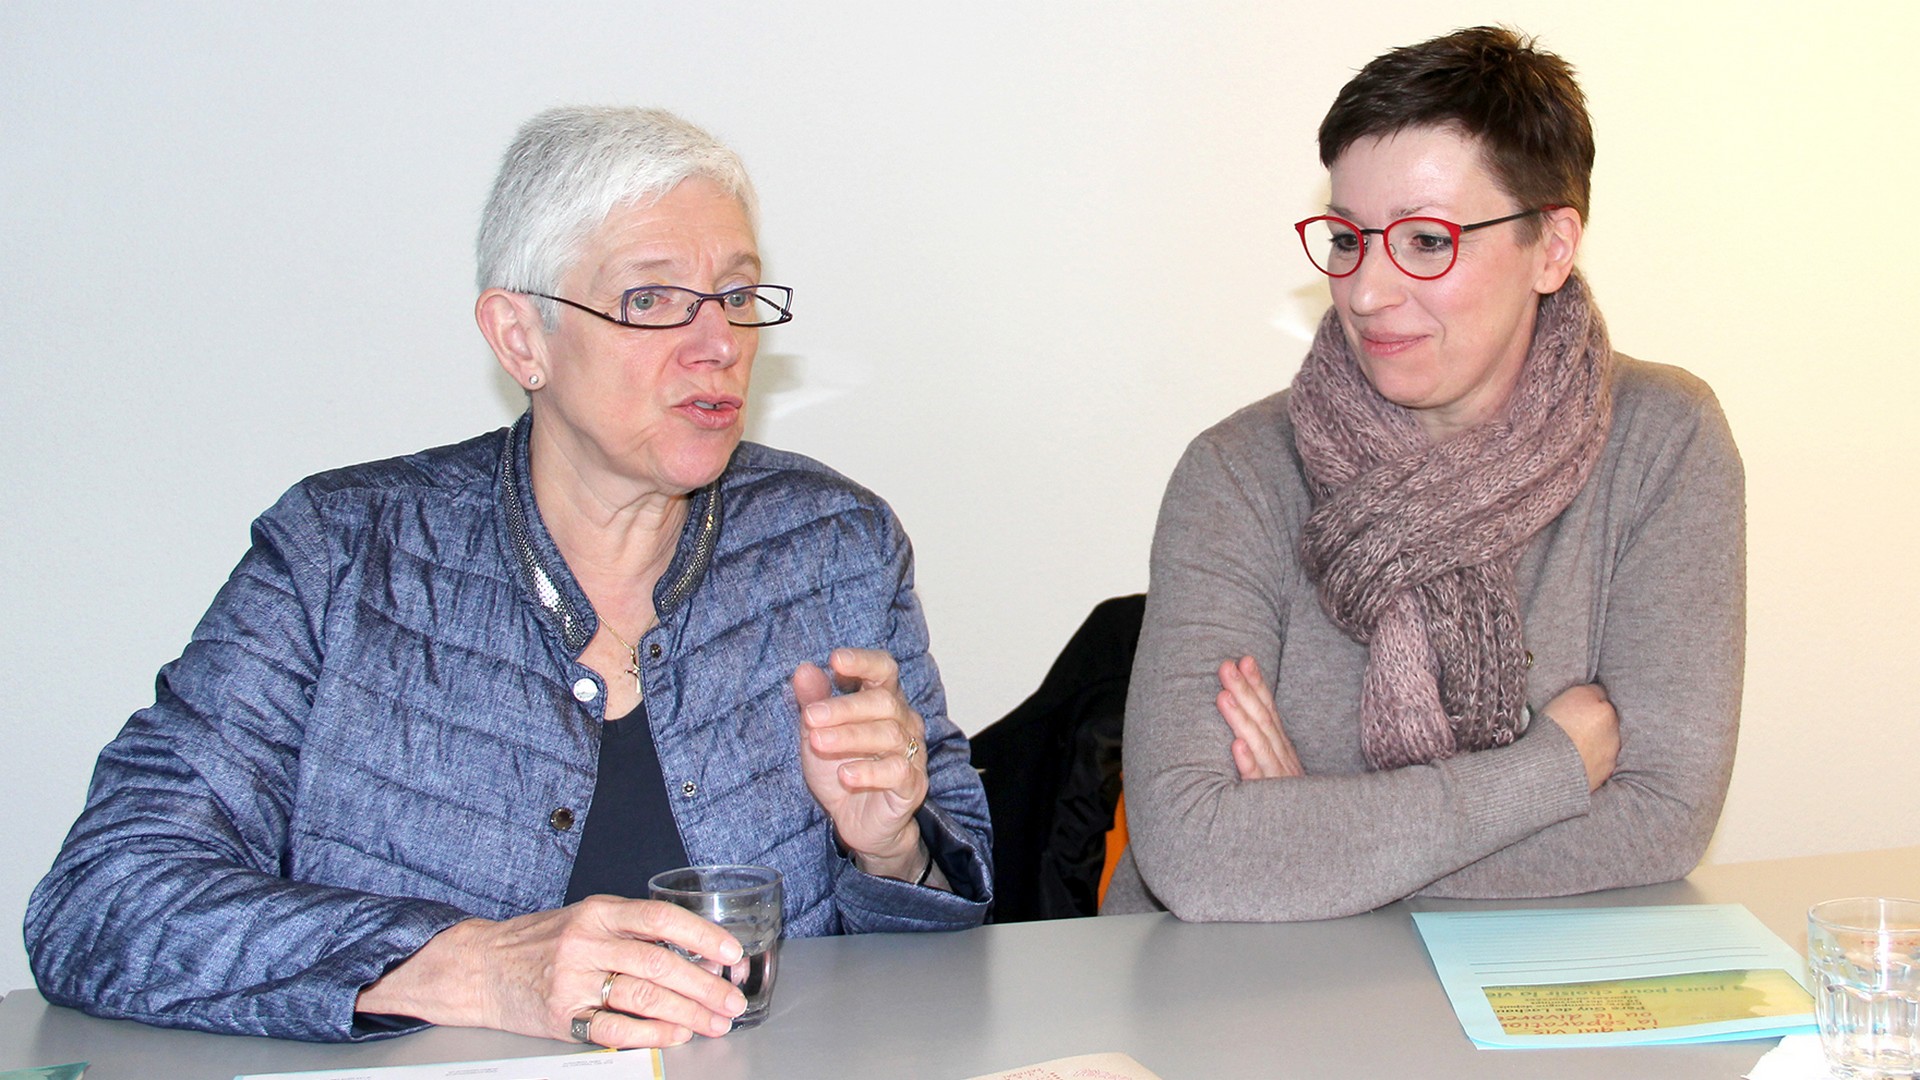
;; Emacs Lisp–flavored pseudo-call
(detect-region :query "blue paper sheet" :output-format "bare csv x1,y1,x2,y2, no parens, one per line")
0,1065,88,1080
1412,904,1817,1048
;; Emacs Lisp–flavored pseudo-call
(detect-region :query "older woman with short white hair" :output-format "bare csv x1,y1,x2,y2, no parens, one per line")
1107,27,1744,921
27,107,991,1047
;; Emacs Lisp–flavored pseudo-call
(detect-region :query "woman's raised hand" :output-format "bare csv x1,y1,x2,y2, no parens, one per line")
1217,656,1305,781
354,898,747,1047
793,648,932,883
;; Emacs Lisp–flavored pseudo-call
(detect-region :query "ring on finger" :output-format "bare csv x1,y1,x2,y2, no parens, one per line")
903,736,920,764
571,1008,603,1045
598,970,618,1009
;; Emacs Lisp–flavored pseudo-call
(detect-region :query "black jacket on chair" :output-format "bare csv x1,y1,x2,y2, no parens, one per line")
970,594,1144,921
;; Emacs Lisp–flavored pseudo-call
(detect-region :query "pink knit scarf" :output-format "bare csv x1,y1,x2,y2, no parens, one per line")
1288,272,1614,770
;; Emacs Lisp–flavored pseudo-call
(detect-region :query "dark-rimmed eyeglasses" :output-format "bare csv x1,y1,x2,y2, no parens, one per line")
1294,209,1546,280
529,284,794,329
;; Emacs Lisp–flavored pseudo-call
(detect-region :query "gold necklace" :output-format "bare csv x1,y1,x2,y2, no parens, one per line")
601,621,644,698
591,522,677,702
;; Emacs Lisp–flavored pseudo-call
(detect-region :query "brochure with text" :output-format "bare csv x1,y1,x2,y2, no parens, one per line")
1412,904,1816,1049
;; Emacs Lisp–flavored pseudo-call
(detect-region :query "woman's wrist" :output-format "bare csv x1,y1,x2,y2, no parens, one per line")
856,826,936,880
850,835,929,883
355,917,489,1026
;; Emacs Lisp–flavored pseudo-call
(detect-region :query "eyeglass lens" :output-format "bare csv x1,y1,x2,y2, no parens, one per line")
1301,217,1459,279
621,286,788,327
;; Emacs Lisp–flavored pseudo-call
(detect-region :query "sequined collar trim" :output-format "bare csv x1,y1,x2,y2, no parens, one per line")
497,414,724,655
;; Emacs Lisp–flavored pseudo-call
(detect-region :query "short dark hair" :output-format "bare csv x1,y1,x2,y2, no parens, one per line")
1318,26,1594,231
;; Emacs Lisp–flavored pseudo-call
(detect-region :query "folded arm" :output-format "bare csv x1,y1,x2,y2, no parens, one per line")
1422,391,1745,897
1124,389,1742,920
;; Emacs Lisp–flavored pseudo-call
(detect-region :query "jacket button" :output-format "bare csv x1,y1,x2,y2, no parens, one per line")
649,642,662,659
681,781,697,798
549,808,575,831
572,678,598,703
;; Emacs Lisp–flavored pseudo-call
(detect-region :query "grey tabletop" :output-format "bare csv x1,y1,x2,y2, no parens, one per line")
3,845,1915,1080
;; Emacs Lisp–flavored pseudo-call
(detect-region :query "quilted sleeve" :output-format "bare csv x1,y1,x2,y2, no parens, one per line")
829,503,994,932
23,482,470,1041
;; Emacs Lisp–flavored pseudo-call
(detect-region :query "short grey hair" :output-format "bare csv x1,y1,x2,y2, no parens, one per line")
475,107,758,324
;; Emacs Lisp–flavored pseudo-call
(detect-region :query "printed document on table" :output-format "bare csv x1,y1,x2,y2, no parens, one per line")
1412,904,1817,1049
962,1051,1165,1079
233,1047,663,1080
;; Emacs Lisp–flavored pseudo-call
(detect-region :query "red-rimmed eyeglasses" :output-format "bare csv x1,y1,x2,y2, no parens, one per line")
1294,209,1546,280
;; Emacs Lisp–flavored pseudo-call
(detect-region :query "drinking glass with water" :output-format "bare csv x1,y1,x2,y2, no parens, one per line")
649,864,784,1029
1808,896,1920,1079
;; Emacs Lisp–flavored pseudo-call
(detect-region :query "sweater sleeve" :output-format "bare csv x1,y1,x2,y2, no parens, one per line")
23,484,470,1042
829,507,993,932
1422,381,1745,897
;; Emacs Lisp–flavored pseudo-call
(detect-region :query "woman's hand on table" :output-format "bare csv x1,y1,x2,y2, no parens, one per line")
1544,682,1620,792
355,897,746,1047
1217,655,1305,781
793,647,940,885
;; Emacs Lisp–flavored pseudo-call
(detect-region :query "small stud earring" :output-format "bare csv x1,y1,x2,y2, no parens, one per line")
528,373,541,387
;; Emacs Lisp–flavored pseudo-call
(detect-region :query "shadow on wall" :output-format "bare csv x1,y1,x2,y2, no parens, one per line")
490,364,528,417
744,352,806,445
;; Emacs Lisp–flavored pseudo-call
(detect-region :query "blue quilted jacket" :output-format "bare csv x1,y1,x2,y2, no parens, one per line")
24,414,993,1041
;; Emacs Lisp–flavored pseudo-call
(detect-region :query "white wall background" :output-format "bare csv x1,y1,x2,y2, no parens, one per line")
3,2,1915,994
